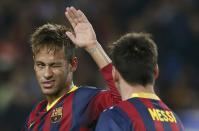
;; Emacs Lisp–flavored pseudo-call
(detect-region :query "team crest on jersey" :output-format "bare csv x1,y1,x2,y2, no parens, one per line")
51,107,63,123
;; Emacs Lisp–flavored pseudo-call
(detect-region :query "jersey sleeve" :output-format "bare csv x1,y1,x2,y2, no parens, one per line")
100,63,121,104
86,63,121,125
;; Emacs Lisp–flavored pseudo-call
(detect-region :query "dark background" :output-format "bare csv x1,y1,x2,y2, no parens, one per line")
0,0,198,130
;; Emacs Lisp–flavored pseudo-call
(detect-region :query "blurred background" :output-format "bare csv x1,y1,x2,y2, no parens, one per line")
0,0,198,130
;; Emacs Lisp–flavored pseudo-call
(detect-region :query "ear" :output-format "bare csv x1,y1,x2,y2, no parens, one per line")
154,64,159,80
69,57,78,72
112,66,119,82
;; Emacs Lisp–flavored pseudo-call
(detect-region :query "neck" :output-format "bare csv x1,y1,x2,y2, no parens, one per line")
46,89,66,105
46,82,72,105
119,79,155,101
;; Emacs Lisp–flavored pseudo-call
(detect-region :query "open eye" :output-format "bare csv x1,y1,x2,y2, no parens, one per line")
36,62,45,69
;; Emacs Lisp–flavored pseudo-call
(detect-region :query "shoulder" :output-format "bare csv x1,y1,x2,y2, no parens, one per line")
97,106,132,130
75,86,107,97
77,85,105,92
72,86,106,106
100,100,141,124
102,105,131,124
29,100,46,115
26,100,46,124
29,99,45,110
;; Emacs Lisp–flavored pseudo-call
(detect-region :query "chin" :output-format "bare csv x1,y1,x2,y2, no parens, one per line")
41,88,57,96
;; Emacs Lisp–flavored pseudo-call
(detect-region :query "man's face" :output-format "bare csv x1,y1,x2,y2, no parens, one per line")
34,46,70,97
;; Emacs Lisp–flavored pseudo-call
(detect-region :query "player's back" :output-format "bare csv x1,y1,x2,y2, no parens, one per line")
96,96,184,131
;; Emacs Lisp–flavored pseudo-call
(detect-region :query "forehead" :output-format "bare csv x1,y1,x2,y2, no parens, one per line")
34,46,66,62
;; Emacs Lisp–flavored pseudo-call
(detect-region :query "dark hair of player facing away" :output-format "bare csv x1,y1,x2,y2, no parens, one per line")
110,32,158,86
30,23,76,63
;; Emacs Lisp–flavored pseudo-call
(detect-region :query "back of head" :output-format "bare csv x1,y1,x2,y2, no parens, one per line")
30,23,76,63
110,32,158,86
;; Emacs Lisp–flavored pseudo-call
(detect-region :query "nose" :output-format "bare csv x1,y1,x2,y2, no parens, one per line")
44,66,53,79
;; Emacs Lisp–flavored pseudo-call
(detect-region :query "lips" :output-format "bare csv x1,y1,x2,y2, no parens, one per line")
42,80,55,88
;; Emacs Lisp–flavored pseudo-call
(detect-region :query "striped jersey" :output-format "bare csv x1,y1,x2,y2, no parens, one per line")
23,64,121,131
96,93,184,131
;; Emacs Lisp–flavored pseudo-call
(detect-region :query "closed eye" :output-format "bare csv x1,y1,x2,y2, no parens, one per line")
52,64,62,68
50,63,63,68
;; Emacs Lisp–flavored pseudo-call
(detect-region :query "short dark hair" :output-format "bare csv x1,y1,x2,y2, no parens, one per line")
30,23,75,62
110,32,158,86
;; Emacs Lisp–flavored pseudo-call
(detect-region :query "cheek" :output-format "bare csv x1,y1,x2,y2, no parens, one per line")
34,68,42,80
55,69,68,81
55,74,67,88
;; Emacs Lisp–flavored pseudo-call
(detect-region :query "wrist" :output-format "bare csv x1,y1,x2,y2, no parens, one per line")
85,41,100,53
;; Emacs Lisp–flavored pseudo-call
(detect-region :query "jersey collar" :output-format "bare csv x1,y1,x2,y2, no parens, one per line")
130,92,160,100
46,83,78,111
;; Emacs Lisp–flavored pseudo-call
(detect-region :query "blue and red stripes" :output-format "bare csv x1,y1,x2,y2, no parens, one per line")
117,98,183,131
59,93,74,131
118,100,147,131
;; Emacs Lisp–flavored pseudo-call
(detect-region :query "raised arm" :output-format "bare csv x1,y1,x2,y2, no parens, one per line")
65,5,121,100
65,8,121,125
65,7,111,69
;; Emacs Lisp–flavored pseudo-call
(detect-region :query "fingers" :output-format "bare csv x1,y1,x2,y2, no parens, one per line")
77,9,89,23
65,6,89,27
68,7,79,24
65,7,77,28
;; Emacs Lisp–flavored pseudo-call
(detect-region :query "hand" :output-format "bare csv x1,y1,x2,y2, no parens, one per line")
65,7,97,50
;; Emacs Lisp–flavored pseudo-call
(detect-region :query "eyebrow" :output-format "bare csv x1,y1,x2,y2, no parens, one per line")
35,61,63,66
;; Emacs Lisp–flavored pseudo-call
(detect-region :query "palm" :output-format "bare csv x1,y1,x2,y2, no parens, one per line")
73,22,96,47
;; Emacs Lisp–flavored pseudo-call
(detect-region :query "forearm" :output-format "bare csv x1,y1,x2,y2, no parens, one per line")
85,41,111,69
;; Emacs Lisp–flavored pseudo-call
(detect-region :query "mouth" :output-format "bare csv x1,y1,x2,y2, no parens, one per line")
42,80,55,89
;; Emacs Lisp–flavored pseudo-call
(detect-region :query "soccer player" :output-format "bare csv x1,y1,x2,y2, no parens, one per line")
96,33,185,131
23,7,121,130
